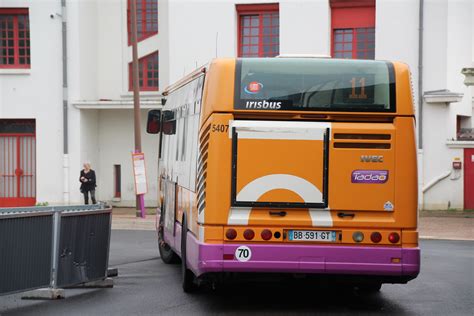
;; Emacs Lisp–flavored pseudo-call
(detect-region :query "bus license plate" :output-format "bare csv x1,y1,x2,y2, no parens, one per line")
288,230,336,242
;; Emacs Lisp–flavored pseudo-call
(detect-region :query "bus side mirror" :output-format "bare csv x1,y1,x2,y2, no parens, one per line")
161,98,167,106
162,110,176,135
146,109,162,134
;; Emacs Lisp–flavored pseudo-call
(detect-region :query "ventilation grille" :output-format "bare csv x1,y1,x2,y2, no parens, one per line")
334,133,391,149
334,142,391,149
334,133,391,140
196,124,210,215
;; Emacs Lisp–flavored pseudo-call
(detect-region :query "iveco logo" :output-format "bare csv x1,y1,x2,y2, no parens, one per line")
360,155,384,163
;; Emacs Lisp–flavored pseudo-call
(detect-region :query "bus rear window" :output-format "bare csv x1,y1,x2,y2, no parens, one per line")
235,58,395,112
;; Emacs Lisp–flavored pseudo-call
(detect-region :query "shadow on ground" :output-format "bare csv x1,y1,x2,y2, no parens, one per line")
1,232,472,315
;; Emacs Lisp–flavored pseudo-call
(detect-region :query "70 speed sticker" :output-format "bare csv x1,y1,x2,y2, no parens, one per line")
235,246,252,262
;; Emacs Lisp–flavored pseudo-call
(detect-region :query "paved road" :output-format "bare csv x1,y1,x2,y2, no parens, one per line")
1,230,473,315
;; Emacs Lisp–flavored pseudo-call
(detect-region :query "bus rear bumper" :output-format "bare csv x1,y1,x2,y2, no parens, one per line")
188,237,420,281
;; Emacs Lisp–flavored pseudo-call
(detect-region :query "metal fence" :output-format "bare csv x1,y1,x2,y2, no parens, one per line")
0,204,112,296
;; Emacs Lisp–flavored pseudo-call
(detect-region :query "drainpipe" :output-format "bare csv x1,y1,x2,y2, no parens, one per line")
418,0,424,209
418,0,424,149
61,0,70,205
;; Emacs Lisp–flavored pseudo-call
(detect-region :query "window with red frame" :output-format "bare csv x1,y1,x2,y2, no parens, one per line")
237,4,279,57
0,8,30,68
113,165,121,198
129,51,159,91
331,0,375,60
127,0,158,45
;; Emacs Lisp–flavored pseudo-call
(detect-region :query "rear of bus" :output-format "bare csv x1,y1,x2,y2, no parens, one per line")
189,57,419,287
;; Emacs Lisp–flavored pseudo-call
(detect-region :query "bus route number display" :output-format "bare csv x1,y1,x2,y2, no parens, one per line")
343,75,375,104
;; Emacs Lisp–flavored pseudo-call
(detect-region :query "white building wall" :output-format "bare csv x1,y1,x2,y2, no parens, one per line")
0,0,64,205
280,0,330,56
97,0,123,100
421,0,473,210
422,0,448,93
167,0,235,83
421,0,450,209
375,0,419,106
76,1,99,100
166,0,333,82
68,0,162,206
66,0,99,205
97,110,159,207
79,110,100,183
446,0,473,119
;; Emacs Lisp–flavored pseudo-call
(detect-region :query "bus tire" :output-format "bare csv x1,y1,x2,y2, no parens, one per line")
181,215,197,293
158,209,180,264
356,283,382,293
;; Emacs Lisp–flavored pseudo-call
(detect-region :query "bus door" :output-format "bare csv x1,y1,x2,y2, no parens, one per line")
230,120,330,213
0,120,36,207
162,180,176,242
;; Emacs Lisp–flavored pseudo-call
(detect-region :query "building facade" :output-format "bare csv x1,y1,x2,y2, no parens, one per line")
0,0,473,209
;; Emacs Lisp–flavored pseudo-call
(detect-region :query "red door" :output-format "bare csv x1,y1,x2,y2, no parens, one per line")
464,148,474,210
0,134,36,207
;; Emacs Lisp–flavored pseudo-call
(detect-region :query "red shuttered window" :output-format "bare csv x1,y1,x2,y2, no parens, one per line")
331,0,375,60
127,0,158,45
237,4,279,57
0,8,30,68
114,165,121,198
129,51,159,91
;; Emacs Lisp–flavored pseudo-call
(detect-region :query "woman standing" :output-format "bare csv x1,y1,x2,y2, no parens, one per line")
80,162,97,204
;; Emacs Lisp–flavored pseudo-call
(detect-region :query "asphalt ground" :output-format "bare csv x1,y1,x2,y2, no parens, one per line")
1,230,473,315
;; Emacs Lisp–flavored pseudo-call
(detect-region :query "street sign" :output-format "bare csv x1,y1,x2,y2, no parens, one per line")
132,152,148,195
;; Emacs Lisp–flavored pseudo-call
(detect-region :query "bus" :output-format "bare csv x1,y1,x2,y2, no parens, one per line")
146,57,420,292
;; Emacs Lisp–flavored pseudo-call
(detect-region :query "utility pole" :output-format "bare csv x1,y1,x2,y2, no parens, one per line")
130,0,145,218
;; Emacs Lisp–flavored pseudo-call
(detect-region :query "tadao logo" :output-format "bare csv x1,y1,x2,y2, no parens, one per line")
351,170,389,184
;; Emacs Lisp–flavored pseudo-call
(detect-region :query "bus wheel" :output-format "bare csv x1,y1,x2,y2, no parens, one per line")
158,211,180,264
181,215,197,293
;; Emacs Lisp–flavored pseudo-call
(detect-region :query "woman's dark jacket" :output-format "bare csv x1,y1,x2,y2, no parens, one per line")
80,169,97,192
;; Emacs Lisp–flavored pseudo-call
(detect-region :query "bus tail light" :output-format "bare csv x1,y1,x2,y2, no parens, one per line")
243,229,255,240
388,232,400,243
370,232,382,243
226,228,237,240
261,229,272,241
352,231,364,243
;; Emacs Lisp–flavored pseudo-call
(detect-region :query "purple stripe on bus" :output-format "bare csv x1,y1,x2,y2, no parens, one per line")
183,233,420,277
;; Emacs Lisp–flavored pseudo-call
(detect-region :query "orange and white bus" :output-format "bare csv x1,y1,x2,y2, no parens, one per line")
146,57,419,292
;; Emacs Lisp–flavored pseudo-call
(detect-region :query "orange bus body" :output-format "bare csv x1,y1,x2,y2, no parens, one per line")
153,58,419,290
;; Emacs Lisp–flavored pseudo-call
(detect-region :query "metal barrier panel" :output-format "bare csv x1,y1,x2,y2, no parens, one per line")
0,213,53,295
57,210,112,287
0,204,112,296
